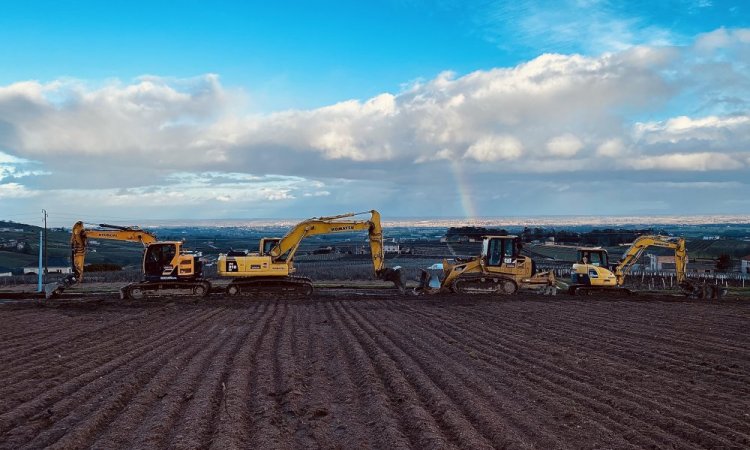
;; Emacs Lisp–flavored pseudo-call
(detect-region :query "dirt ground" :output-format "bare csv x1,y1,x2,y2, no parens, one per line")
0,291,749,449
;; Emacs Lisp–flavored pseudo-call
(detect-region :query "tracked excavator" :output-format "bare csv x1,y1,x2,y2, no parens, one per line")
217,210,404,296
569,235,724,298
45,222,210,300
414,235,557,295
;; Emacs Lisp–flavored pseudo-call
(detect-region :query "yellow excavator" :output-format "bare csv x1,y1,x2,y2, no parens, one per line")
414,235,557,295
569,235,723,298
217,210,404,296
45,222,210,300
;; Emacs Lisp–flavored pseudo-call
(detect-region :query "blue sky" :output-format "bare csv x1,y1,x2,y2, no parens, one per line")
1,0,749,225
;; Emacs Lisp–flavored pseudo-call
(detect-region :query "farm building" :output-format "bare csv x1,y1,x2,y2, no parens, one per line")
23,257,72,275
742,255,750,274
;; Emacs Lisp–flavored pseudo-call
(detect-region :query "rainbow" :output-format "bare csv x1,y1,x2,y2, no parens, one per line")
450,160,477,221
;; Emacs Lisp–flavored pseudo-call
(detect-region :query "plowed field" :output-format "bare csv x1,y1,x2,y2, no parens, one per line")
1,293,749,449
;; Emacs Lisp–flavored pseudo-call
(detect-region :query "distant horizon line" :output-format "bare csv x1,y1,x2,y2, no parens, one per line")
74,214,750,228
7,213,750,229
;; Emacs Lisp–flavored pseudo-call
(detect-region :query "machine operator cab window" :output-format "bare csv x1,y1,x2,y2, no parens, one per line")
578,249,608,267
485,237,517,267
144,243,177,277
261,238,281,256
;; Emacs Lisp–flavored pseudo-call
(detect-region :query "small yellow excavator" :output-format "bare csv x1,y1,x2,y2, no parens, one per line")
217,210,404,296
414,235,557,295
569,235,723,298
45,222,210,300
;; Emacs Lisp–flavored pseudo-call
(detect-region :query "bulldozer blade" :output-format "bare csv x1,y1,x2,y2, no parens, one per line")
379,266,405,293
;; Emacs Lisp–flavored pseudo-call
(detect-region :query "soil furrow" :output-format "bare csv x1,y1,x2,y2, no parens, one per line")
405,300,744,449
201,300,279,449
0,308,223,440
324,300,413,448
11,308,235,449
0,308,207,401
333,300,477,449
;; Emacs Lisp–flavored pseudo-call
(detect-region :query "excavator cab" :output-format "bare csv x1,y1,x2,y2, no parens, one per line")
144,243,178,279
143,242,202,281
576,249,609,268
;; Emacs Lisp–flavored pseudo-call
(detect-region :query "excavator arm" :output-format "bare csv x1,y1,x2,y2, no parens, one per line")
45,221,158,298
267,210,403,291
614,235,687,286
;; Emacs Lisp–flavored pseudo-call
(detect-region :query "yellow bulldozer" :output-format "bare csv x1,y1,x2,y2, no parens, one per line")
414,235,557,295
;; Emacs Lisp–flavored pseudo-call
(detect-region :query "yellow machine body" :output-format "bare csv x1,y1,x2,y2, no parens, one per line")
418,235,556,295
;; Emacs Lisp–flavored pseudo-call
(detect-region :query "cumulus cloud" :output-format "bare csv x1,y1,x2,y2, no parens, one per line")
596,138,625,157
0,182,37,198
546,133,583,157
628,152,743,171
0,27,749,217
464,135,523,162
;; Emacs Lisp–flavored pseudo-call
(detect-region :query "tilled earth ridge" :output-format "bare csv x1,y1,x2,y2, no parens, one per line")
0,293,748,449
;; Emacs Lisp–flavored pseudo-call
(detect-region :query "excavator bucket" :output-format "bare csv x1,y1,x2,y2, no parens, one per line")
378,266,405,293
43,274,77,299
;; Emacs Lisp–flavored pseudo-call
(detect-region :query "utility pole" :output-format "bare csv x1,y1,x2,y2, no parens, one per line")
37,231,43,292
42,209,48,277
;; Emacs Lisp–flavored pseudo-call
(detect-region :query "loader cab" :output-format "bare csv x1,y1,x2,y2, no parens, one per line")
576,248,609,268
483,236,519,267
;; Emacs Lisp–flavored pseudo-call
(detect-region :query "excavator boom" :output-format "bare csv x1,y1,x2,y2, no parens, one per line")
614,236,687,286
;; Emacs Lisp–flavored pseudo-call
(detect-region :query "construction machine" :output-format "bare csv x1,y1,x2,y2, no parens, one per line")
217,210,404,296
45,222,210,300
414,235,557,295
568,235,723,298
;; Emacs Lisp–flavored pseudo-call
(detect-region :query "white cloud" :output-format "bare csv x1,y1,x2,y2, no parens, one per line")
0,182,37,198
464,135,523,162
635,115,750,144
546,133,583,157
629,152,744,171
596,138,625,157
1,27,749,218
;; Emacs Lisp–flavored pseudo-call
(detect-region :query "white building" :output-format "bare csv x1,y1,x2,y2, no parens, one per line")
384,243,401,254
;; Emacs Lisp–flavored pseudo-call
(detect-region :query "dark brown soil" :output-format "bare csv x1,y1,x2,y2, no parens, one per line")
1,292,749,449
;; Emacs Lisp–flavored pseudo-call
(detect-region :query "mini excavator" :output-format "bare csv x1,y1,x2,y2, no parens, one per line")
414,235,557,295
217,210,404,296
45,222,210,300
569,235,724,298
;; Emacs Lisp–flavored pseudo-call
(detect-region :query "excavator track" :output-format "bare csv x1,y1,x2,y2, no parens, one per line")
120,280,211,300
450,274,518,295
225,276,314,298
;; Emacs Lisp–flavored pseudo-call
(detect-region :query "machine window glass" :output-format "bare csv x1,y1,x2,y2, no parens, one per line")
488,239,502,266
590,252,602,266
504,239,514,258
262,239,277,255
